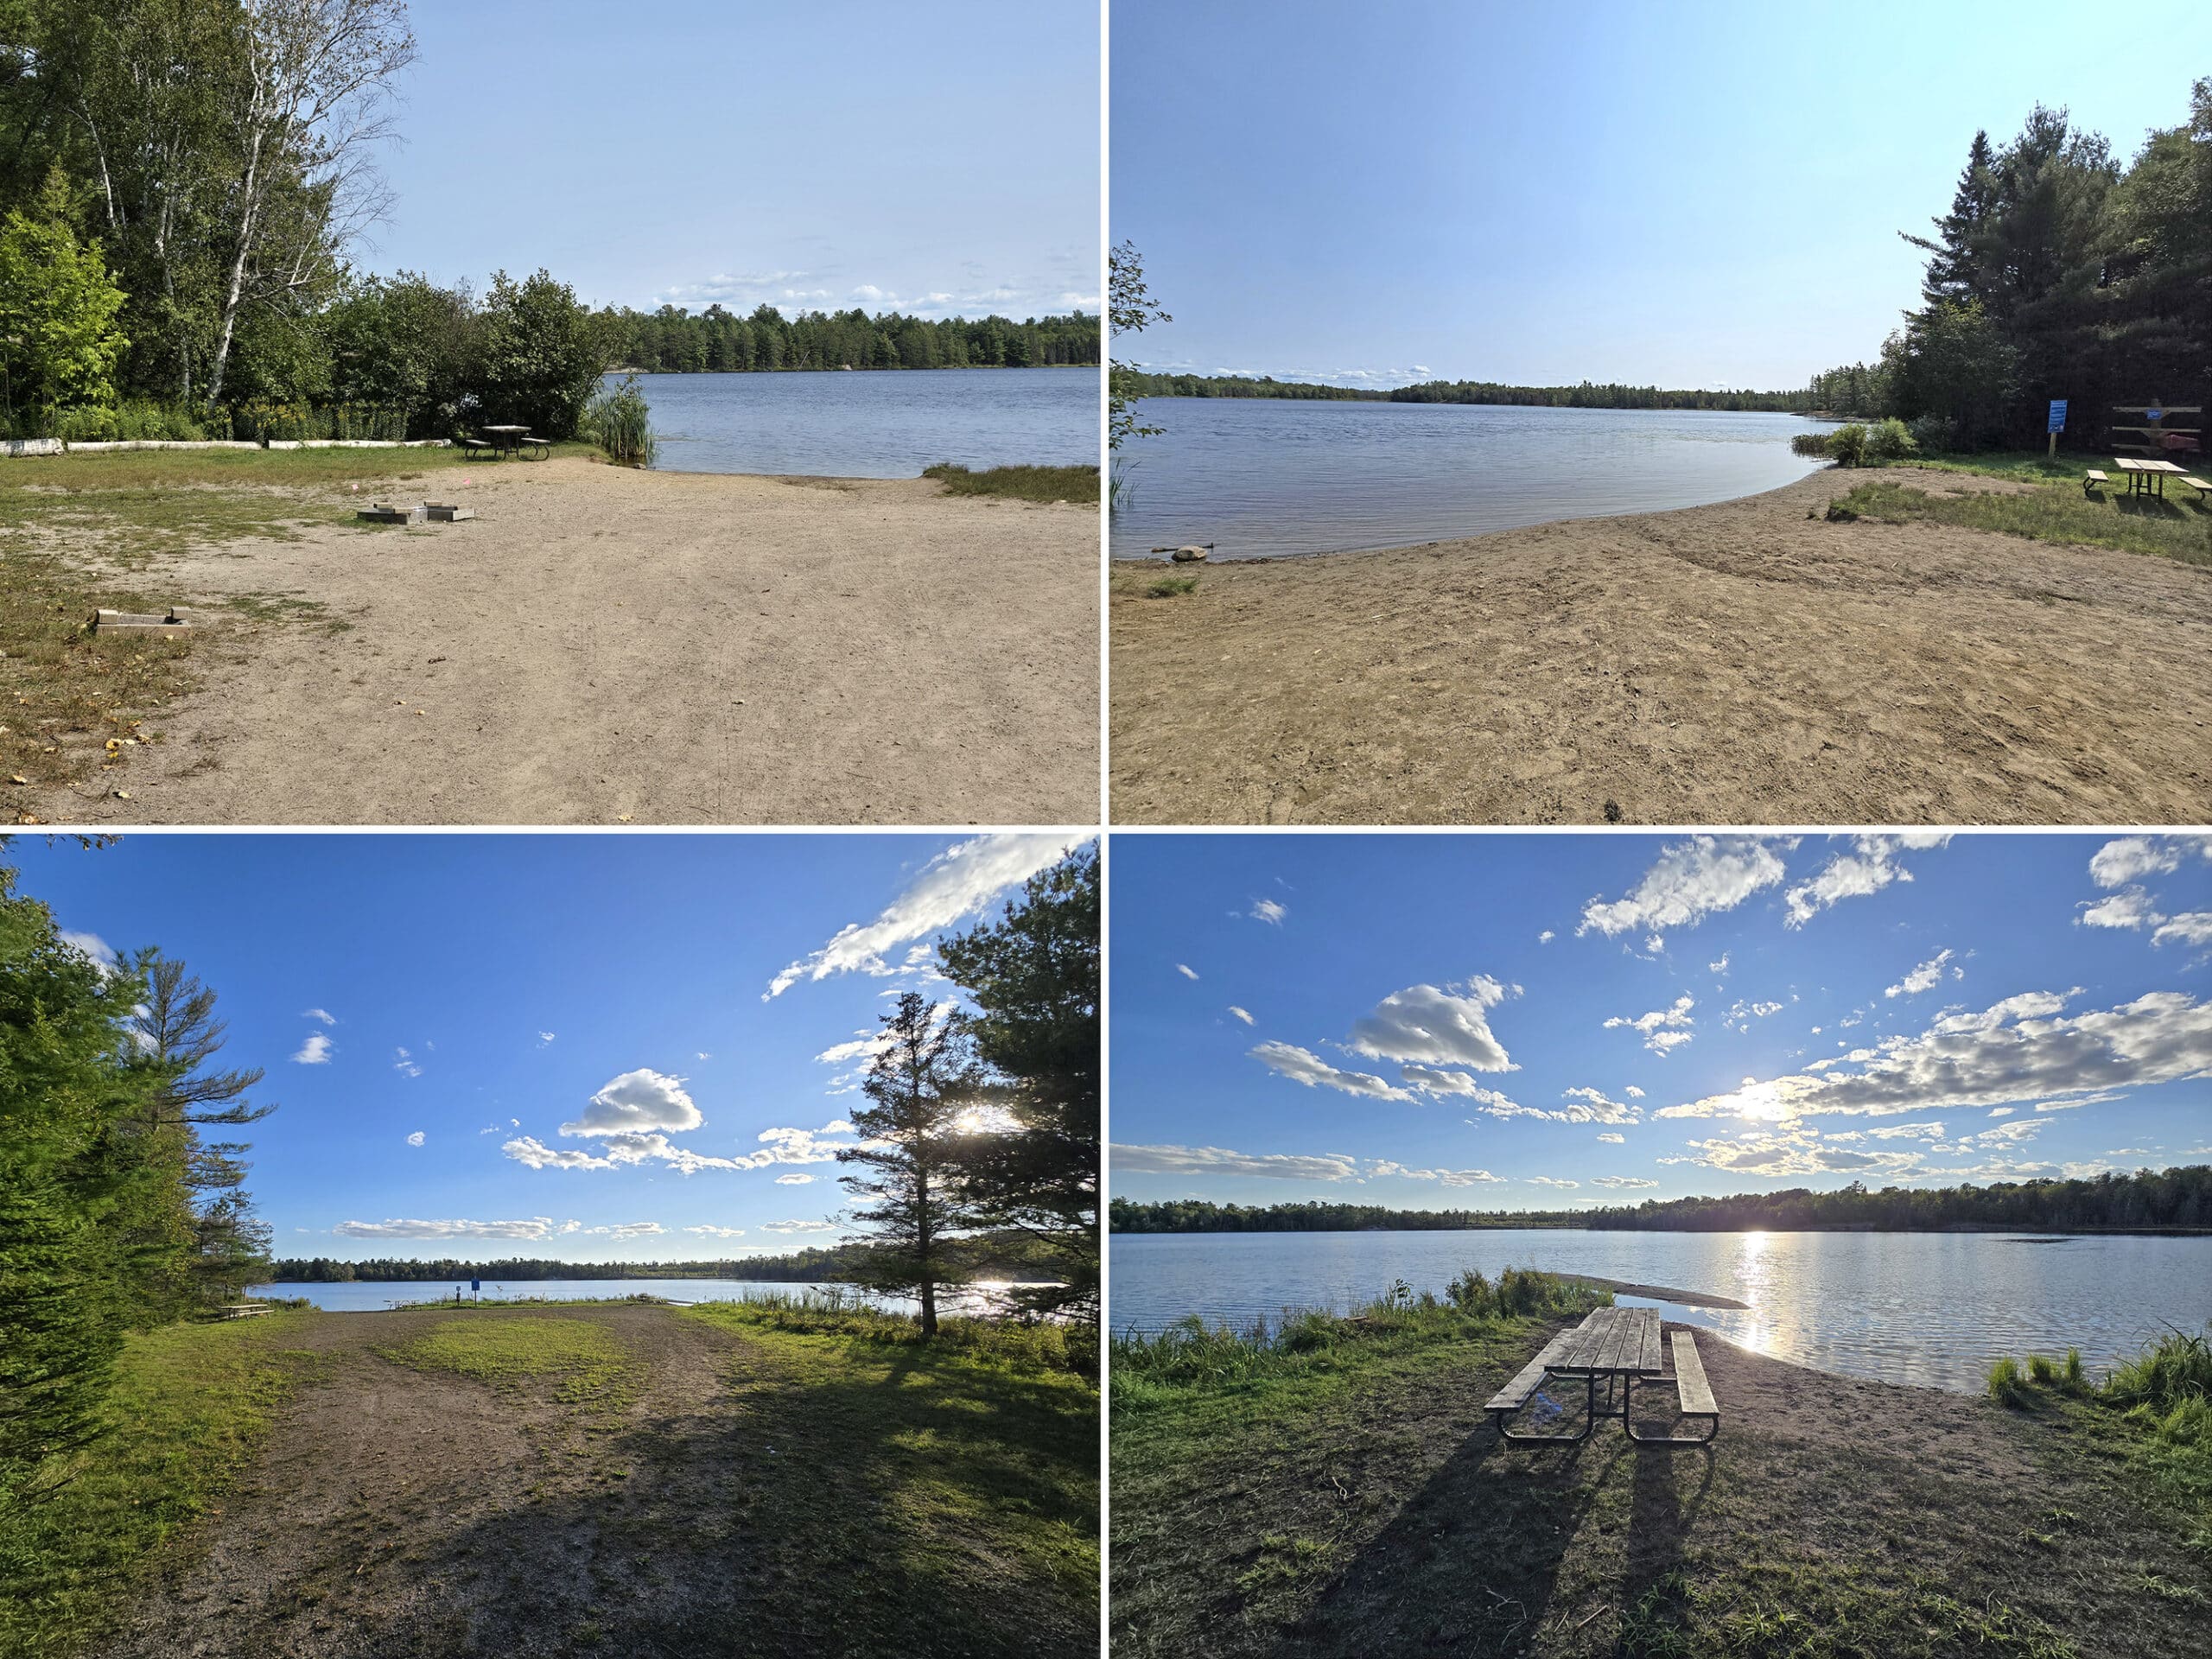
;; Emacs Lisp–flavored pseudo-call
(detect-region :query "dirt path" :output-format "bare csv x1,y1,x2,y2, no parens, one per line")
94,1306,1085,1659
1112,1324,2209,1658
35,460,1098,825
1109,468,2212,824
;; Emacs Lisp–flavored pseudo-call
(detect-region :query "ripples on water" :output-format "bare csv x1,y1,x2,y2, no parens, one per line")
1109,400,1835,559
616,367,1098,478
1109,1230,2212,1394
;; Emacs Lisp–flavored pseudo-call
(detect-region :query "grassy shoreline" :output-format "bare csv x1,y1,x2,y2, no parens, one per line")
1112,1275,2212,1657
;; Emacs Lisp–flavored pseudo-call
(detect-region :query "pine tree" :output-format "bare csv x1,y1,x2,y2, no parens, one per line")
836,993,979,1338
936,847,1100,1325
1904,130,1998,308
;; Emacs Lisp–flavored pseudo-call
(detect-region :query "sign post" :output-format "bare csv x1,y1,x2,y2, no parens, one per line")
2047,399,2067,459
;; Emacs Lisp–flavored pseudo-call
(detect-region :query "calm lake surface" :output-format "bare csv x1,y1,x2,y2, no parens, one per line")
1109,400,1835,560
250,1278,1046,1318
1109,1230,2212,1394
620,367,1096,478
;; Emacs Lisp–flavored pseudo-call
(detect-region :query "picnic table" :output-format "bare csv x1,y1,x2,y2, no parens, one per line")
2115,457,2186,499
475,424,548,460
1485,1304,1718,1447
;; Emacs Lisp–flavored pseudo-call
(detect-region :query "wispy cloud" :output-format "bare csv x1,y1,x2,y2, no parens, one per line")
1252,1041,1411,1100
1580,836,1788,943
292,1031,334,1065
1605,995,1696,1056
765,833,1085,999
1783,834,1948,927
334,1217,575,1240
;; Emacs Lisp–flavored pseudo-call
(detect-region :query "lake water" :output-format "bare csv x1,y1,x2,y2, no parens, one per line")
618,367,1097,477
1109,1230,2212,1394
250,1277,1050,1318
1109,400,1835,560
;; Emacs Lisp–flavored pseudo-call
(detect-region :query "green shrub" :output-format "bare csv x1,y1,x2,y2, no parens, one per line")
1866,417,1918,461
1827,423,1870,467
1906,413,1957,454
226,403,406,443
1790,431,1831,458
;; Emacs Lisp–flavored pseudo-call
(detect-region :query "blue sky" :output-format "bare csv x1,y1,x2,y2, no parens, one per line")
361,2,1099,317
18,832,1088,1262
1109,834,2212,1209
1110,0,2212,389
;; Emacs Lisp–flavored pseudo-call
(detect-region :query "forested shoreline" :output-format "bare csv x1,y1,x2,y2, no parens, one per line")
268,1232,1062,1286
595,305,1096,375
1110,1166,2212,1236
1118,369,1806,411
1804,83,2209,448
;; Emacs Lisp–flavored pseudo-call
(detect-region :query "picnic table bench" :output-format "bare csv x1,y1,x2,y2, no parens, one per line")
1485,1304,1718,1447
2114,456,2186,499
217,1302,270,1319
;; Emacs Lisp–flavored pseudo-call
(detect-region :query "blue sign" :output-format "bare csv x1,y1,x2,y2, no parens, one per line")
2147,406,2164,423
470,1277,480,1293
2047,399,2067,433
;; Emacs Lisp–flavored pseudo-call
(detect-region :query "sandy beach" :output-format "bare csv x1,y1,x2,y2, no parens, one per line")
1109,467,2212,824
33,457,1097,825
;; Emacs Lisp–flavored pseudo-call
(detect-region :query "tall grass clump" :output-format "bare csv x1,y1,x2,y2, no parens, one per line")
1790,431,1832,458
1111,1268,1610,1407
582,375,655,467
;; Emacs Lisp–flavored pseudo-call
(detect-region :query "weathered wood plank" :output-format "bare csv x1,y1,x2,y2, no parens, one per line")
1672,1331,1717,1416
1485,1330,1574,1413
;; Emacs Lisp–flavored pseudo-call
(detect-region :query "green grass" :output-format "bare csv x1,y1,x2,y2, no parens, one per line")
1825,468,2212,568
679,1301,1100,1637
688,1287,1096,1377
1144,573,1198,598
921,461,1100,503
0,1310,321,1659
1114,1274,2202,1659
378,1315,639,1408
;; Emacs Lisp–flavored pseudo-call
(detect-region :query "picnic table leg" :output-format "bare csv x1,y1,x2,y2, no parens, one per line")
1491,1370,1599,1445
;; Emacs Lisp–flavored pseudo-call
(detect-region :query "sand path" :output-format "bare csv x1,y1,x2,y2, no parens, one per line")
40,459,1099,825
1109,467,2212,824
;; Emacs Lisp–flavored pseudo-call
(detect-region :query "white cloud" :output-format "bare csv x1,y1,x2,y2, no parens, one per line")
1709,953,1730,975
1596,1132,1626,1143
1538,930,1556,944
1176,963,1199,981
405,1131,424,1147
2089,836,2184,889
764,832,1084,998
1682,1128,1921,1179
561,1069,704,1137
1524,1176,1580,1188
2153,913,2212,949
2080,888,2163,931
1885,949,1958,999
1346,977,1516,1071
1110,1141,1362,1182
1369,1160,1505,1187
1783,834,1948,927
1249,898,1287,925
292,1031,334,1065
760,1219,836,1236
393,1046,422,1079
1658,990,2212,1122
1551,1087,1642,1125
334,1217,574,1240
1722,998,1783,1032
537,1031,556,1046
1251,1041,1412,1100
1579,836,1788,938
1605,994,1696,1055
774,1173,815,1185
302,1007,335,1026
1592,1176,1659,1189
683,1224,747,1238
1228,1005,1255,1026
1624,1085,1645,1098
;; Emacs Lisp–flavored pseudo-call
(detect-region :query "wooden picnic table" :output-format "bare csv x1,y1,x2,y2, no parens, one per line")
1485,1304,1718,1446
477,424,548,460
2115,456,2186,498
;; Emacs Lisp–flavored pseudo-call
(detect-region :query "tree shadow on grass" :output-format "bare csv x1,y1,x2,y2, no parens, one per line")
402,1336,1096,1659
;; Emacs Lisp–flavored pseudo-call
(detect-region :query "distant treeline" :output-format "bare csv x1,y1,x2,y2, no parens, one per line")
270,1231,1061,1285
594,306,1099,375
1117,371,1807,412
1110,1166,2212,1236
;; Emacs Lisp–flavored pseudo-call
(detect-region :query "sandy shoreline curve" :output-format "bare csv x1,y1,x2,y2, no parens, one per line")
1557,1274,1750,1310
37,456,1099,825
1109,466,2212,825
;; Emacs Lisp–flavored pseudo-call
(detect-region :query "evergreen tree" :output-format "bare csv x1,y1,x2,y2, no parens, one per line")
1904,130,1999,308
936,848,1099,1325
836,993,980,1338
